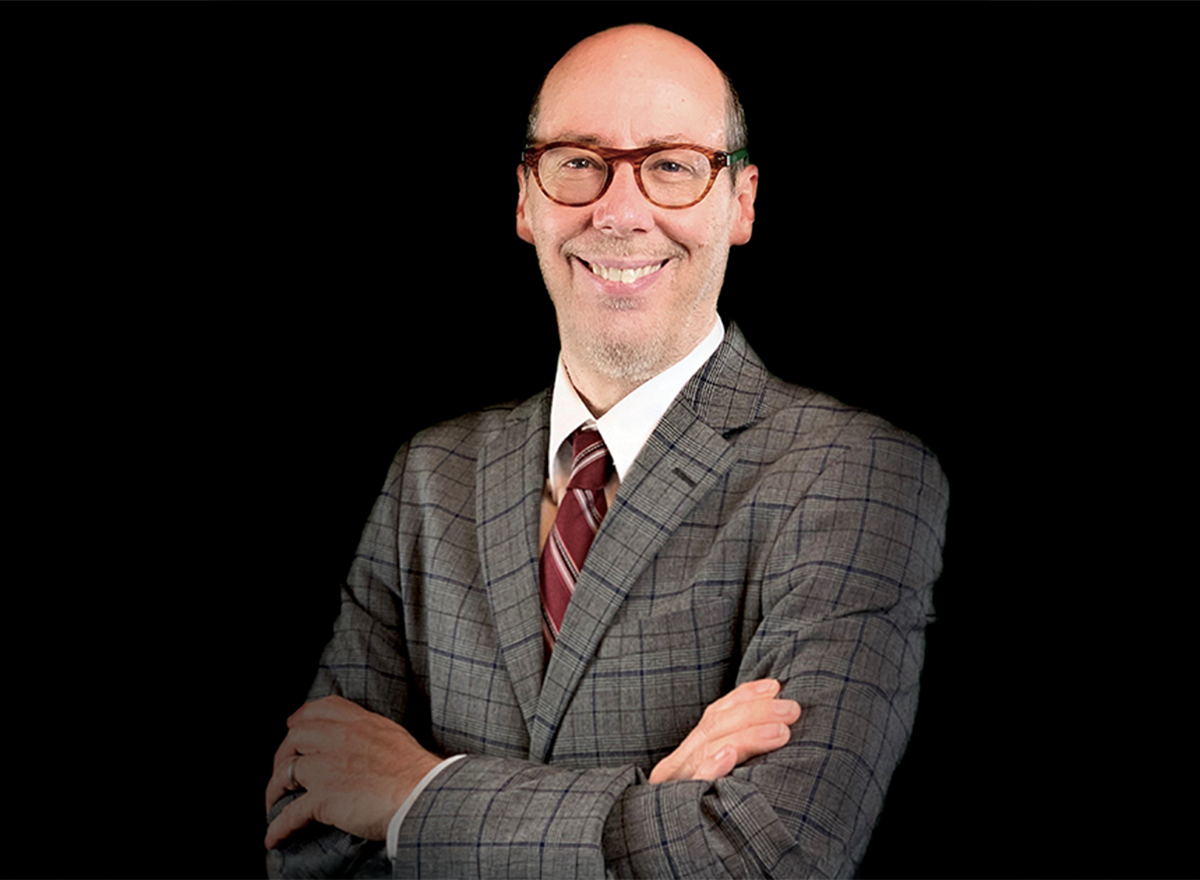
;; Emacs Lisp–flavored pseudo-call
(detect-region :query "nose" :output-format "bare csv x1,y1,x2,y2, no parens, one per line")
591,160,655,236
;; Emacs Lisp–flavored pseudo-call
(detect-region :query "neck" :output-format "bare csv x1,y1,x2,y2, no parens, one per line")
560,312,718,418
562,363,645,418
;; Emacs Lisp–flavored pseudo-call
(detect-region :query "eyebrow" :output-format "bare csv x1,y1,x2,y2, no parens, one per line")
546,132,691,148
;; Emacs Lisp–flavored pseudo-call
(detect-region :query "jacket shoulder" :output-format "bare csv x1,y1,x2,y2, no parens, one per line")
760,374,927,448
739,371,948,503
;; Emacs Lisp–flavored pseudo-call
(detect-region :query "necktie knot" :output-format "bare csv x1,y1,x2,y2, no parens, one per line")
567,428,612,492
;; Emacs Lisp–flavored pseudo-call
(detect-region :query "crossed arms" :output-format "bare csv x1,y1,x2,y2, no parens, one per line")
265,680,799,848
265,415,948,878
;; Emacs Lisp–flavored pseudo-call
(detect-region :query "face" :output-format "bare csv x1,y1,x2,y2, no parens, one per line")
516,27,758,384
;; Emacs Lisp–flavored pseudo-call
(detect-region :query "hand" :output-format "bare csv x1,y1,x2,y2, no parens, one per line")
648,679,800,784
264,695,441,849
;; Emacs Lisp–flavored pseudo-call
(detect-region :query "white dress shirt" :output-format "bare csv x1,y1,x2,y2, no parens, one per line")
387,316,726,860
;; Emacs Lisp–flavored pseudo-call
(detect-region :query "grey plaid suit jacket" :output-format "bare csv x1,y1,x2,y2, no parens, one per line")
268,324,949,879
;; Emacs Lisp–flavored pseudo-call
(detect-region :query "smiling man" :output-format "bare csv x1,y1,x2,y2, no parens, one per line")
266,24,948,879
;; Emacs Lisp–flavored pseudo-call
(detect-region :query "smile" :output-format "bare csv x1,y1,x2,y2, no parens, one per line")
582,260,668,285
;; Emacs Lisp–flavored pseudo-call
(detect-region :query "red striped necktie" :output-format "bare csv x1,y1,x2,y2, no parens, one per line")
540,428,613,652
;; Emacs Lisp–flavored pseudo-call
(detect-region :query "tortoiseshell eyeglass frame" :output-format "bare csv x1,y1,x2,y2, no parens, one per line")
521,142,750,210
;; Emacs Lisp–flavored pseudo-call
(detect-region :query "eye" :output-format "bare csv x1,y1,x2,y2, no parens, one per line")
563,157,599,171
647,155,704,178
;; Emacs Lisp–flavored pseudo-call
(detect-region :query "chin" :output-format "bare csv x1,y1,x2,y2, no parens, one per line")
579,330,669,383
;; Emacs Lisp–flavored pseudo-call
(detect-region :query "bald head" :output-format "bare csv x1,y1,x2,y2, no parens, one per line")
526,25,747,165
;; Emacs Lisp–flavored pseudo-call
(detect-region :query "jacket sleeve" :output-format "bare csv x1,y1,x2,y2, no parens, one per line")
394,432,949,879
267,446,419,879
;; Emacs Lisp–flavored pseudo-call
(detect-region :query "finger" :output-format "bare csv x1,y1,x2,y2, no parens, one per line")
287,695,357,726
272,727,300,773
650,696,800,783
266,758,289,812
692,744,738,781
650,718,716,782
272,719,344,774
266,753,305,812
704,719,793,778
681,680,783,752
699,696,801,747
272,713,329,768
703,679,780,715
682,723,792,782
265,791,319,850
650,712,731,782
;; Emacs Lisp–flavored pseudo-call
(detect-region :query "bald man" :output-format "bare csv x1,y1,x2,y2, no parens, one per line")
266,25,947,879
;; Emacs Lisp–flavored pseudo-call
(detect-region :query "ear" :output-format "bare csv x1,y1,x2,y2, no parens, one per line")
516,165,535,245
728,163,759,246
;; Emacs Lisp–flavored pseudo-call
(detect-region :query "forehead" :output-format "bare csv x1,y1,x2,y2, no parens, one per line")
536,34,728,149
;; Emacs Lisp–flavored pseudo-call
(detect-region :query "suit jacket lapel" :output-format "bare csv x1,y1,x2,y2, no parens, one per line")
531,323,770,762
476,390,552,738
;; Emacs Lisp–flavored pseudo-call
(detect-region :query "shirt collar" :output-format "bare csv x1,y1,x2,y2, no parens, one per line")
548,316,725,490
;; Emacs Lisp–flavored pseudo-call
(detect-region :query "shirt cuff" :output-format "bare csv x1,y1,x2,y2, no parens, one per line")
386,754,467,861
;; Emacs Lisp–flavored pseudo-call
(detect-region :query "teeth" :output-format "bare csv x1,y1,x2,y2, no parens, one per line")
587,261,665,283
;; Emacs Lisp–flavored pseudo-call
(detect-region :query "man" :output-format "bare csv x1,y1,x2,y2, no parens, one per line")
266,24,948,879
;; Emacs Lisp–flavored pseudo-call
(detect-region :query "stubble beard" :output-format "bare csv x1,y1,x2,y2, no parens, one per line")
577,308,672,385
543,255,726,387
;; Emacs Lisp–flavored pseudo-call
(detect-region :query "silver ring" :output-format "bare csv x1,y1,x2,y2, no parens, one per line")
287,755,300,790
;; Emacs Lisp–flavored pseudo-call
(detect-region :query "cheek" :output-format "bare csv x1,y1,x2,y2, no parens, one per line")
669,209,731,257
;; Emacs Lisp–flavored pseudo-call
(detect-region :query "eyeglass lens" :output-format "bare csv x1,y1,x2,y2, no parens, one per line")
538,146,714,207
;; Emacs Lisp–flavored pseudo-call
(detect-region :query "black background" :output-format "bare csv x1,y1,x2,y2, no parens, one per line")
15,6,1189,880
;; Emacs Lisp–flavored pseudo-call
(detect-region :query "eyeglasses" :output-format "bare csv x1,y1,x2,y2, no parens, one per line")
522,142,750,210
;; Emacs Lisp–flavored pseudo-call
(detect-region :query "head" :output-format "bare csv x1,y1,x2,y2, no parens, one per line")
516,25,758,388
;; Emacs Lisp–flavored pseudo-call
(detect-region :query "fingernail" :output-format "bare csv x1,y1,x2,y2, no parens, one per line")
762,723,787,740
773,700,799,717
714,745,734,763
754,679,778,693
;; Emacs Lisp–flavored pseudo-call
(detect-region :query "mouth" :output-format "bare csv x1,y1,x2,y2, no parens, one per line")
576,258,669,285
